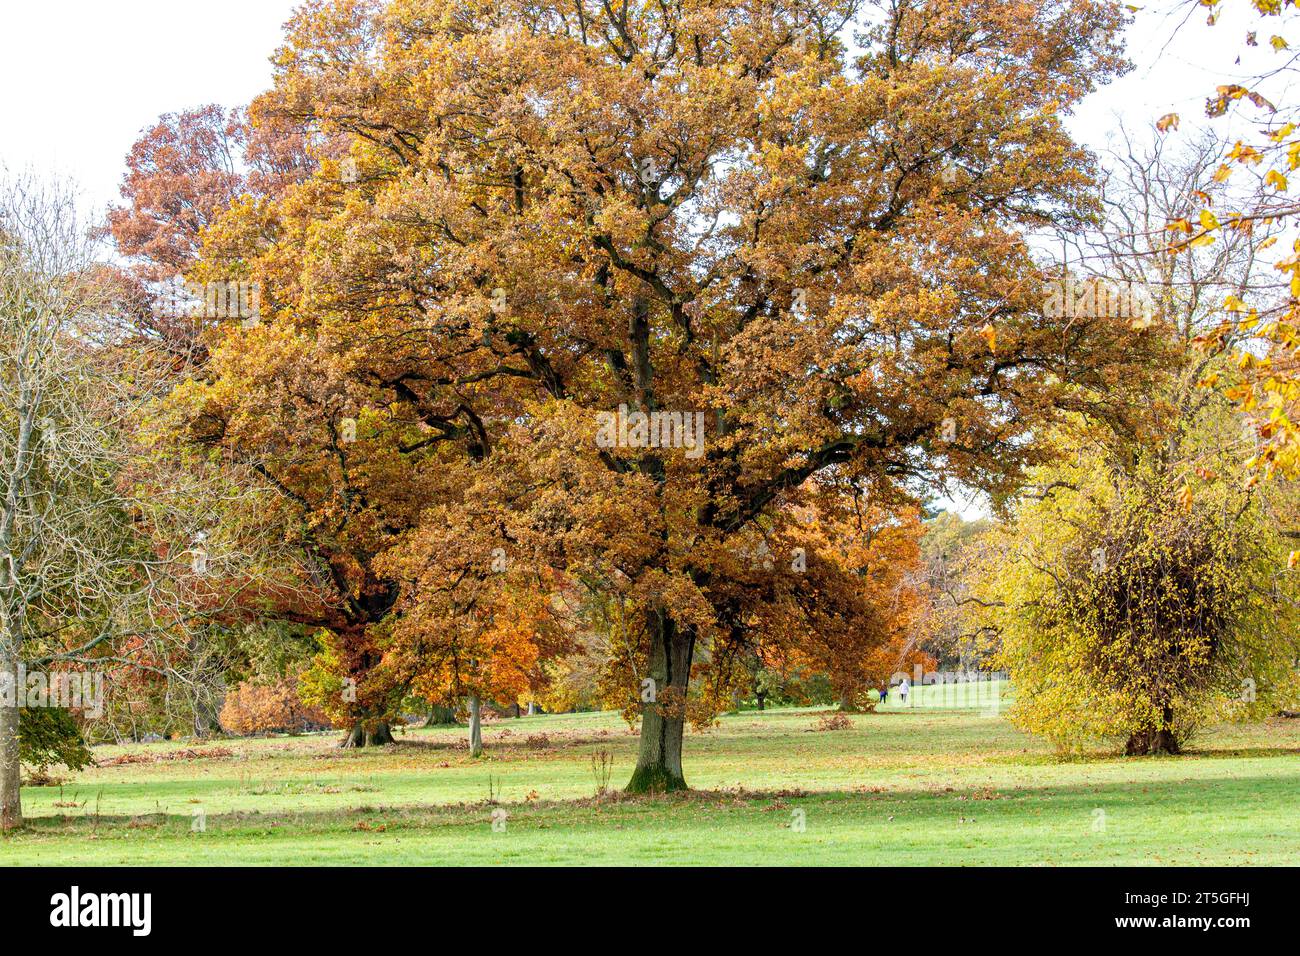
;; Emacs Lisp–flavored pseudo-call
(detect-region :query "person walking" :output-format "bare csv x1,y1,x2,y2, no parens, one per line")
899,677,910,706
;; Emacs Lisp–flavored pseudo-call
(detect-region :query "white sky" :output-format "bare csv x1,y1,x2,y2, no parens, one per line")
0,0,299,217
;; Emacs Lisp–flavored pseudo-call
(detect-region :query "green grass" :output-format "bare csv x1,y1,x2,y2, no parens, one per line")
3,687,1298,865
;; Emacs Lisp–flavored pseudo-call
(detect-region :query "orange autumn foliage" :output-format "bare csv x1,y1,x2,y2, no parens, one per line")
130,0,1162,784
219,673,330,736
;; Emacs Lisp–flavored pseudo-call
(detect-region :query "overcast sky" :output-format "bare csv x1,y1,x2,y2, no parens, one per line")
0,0,298,213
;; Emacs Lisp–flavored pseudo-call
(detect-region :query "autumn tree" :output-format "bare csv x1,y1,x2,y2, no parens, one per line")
179,0,1162,788
915,510,995,671
370,489,571,755
105,104,314,358
980,422,1299,753
976,133,1300,753
166,119,561,748
732,495,929,713
172,320,454,747
108,105,249,283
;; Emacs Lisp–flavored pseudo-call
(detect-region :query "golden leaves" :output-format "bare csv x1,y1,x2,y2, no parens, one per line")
1156,113,1179,133
1227,141,1264,164
979,323,997,354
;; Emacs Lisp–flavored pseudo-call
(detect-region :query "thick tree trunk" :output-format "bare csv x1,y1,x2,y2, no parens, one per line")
468,695,483,757
626,613,694,793
425,703,455,727
1,657,21,830
755,691,765,712
1124,706,1181,756
838,690,858,713
339,719,393,748
365,723,394,746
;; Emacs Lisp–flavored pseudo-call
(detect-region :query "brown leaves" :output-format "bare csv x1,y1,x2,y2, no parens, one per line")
1206,85,1275,117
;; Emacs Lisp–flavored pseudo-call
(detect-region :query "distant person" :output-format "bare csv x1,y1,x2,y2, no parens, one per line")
899,677,910,706
878,687,888,705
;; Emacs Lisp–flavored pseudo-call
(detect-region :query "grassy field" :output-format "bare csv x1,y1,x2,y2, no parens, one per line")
3,686,1298,865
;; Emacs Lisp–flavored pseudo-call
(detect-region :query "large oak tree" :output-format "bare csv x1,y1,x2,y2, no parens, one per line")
187,0,1160,789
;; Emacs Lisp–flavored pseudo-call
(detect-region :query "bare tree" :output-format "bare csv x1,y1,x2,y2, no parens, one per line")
1065,124,1281,357
0,174,203,828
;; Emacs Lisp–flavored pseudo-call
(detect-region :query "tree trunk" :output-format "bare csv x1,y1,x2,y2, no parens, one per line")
1125,728,1181,755
339,719,393,748
0,658,20,832
468,695,483,757
1,657,21,830
364,723,394,746
425,703,455,727
1124,706,1181,756
192,692,223,739
626,612,693,793
838,690,858,713
755,691,765,712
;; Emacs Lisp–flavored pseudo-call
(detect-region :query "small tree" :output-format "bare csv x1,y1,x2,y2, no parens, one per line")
983,444,1298,753
979,131,1300,755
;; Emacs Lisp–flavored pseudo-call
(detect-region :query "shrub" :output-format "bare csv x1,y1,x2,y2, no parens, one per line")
19,707,92,774
219,674,329,735
983,446,1300,754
